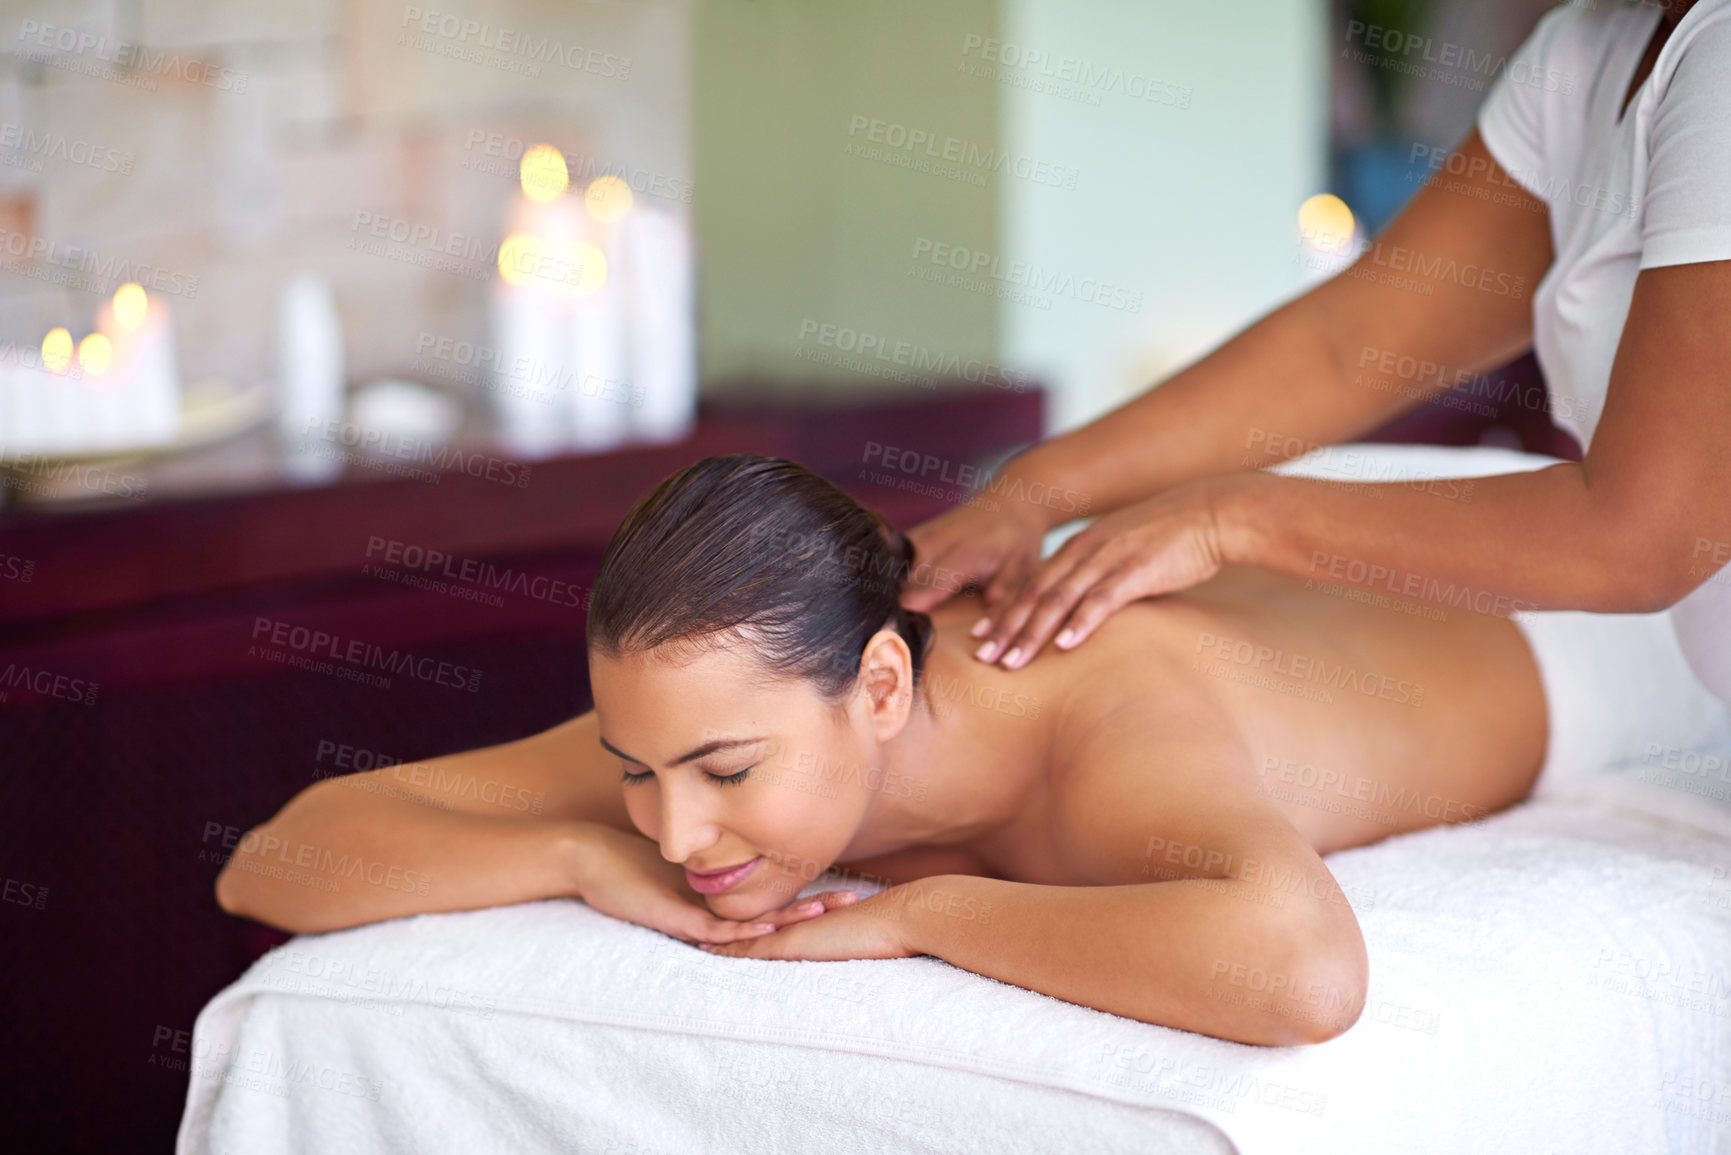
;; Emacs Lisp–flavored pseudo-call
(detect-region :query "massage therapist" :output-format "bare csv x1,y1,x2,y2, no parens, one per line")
904,0,1731,704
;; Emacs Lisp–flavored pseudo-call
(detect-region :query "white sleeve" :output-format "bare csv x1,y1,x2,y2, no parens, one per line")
1640,14,1731,270
1475,4,1577,200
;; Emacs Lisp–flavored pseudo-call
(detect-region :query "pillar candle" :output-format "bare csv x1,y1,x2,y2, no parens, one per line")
568,213,629,453
622,204,696,445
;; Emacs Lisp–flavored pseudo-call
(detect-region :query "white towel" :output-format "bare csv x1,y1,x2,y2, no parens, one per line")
179,795,1731,1155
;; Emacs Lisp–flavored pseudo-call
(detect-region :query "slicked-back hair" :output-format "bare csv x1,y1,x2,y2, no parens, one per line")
587,454,936,701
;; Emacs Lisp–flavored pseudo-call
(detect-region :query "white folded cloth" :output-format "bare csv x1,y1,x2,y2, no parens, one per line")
180,795,1731,1155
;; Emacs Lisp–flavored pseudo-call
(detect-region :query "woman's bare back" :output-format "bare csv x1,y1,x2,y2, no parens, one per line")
846,564,1549,885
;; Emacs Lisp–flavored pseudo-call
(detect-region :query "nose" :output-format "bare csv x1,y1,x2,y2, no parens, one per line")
656,782,721,866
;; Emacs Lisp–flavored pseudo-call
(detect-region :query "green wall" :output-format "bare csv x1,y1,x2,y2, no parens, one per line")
694,0,1003,394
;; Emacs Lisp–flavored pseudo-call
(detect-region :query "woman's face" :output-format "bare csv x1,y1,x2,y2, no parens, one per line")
589,634,902,922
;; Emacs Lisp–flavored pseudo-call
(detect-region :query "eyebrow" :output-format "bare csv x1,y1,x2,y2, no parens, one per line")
599,735,768,768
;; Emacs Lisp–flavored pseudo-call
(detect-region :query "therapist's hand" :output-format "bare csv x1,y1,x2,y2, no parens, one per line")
901,500,1050,614
971,483,1225,669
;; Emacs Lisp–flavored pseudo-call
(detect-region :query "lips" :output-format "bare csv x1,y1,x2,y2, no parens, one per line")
684,855,762,895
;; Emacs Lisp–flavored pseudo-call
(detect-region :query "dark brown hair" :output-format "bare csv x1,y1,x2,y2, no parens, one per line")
587,454,935,701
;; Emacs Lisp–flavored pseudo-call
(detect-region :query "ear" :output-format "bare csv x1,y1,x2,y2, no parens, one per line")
853,628,915,742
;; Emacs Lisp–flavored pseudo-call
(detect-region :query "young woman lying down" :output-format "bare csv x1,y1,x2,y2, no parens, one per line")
217,453,1550,1046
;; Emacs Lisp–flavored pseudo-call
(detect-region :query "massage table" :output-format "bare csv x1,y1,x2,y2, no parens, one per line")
175,790,1731,1154
177,447,1731,1153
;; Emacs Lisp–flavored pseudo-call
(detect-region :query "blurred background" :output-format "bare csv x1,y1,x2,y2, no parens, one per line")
0,0,1562,1148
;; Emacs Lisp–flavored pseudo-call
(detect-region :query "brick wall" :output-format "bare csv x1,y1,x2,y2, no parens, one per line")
0,0,692,394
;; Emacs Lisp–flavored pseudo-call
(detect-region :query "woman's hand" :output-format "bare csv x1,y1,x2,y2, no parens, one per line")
698,886,916,961
972,482,1226,669
572,824,860,946
901,499,1051,614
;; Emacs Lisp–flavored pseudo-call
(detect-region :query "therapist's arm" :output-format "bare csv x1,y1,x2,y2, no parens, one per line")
1215,255,1731,615
1011,131,1549,520
983,256,1731,665
905,130,1553,612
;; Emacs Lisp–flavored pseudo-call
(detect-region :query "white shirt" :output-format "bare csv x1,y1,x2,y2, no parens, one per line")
1478,0,1731,703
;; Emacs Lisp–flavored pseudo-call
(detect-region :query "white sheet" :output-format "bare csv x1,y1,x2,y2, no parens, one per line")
179,794,1731,1155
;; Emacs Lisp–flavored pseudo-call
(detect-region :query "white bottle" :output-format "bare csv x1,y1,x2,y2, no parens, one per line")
276,273,346,483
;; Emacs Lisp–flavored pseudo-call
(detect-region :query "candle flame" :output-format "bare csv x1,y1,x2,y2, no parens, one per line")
584,175,633,224
498,233,608,296
520,145,569,203
113,283,149,330
498,232,546,288
77,333,113,376
41,328,74,373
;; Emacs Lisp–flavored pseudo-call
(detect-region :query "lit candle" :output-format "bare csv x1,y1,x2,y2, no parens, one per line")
75,331,127,451
621,202,697,445
0,340,68,457
39,327,87,455
490,264,570,458
570,173,631,453
489,144,584,458
98,282,182,450
0,349,18,456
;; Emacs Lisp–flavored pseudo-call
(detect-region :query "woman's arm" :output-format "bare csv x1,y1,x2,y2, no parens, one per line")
894,868,1365,1046
219,711,855,941
905,129,1553,615
706,864,1365,1045
898,732,1367,1045
214,712,633,933
707,731,1368,1046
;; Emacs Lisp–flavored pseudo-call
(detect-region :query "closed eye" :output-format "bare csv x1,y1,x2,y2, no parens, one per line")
618,764,756,787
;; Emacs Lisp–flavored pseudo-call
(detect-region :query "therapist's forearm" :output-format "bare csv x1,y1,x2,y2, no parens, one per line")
1214,463,1678,614
997,293,1431,530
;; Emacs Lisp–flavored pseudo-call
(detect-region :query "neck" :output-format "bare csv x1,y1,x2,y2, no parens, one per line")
843,613,1045,860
